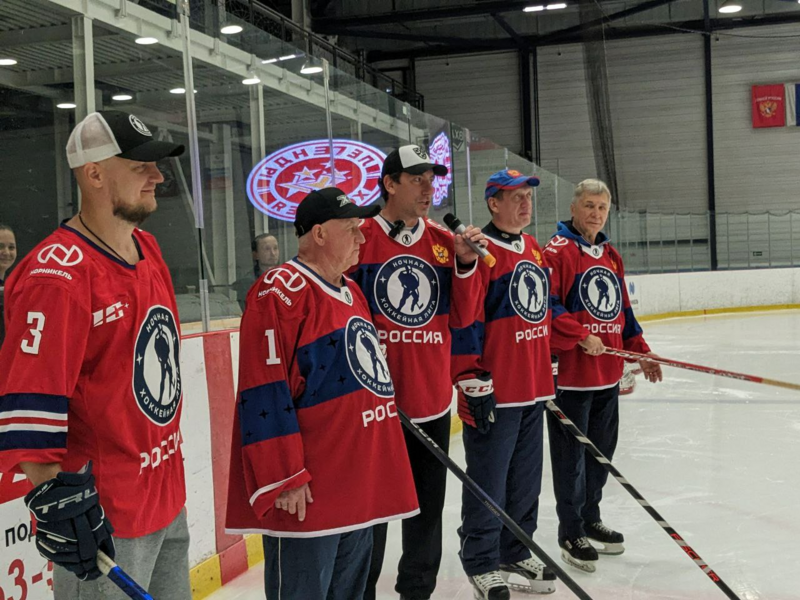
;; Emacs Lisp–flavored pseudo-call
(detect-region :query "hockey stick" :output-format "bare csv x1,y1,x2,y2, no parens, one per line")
605,348,800,392
545,400,742,600
97,550,154,600
397,410,595,600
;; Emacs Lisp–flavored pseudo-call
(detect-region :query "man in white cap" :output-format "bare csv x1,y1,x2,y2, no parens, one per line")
0,111,190,599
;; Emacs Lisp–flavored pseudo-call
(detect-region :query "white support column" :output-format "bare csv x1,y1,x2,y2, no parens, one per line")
71,15,95,121
54,106,73,221
249,84,268,236
210,124,236,286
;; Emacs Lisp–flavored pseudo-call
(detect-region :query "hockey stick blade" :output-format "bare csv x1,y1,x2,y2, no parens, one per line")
605,348,800,392
545,400,742,600
97,550,154,600
398,409,594,600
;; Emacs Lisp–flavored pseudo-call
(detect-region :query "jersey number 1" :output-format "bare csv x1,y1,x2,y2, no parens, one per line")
21,311,45,355
265,329,281,365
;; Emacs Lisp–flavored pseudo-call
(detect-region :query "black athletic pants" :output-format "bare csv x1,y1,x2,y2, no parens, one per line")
364,411,451,600
547,385,620,541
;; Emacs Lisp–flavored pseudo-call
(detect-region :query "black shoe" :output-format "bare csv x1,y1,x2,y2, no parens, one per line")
586,521,625,555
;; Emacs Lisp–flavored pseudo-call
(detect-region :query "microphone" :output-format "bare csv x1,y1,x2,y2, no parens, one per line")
443,213,496,268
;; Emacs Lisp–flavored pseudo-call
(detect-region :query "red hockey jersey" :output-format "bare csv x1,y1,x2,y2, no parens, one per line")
546,221,651,391
451,224,583,407
0,224,186,538
226,259,419,537
349,216,481,421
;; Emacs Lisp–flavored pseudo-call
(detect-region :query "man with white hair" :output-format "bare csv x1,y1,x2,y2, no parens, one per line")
0,111,190,599
545,179,662,573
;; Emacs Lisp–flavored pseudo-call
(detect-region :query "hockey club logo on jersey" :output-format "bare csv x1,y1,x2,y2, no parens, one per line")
400,232,413,245
37,244,84,267
513,240,523,252
428,131,452,206
246,139,386,222
345,316,394,398
375,255,439,328
132,305,182,425
579,266,621,322
509,261,549,323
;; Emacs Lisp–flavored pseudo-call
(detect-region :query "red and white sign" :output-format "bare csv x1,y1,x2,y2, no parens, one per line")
428,132,452,207
247,139,386,222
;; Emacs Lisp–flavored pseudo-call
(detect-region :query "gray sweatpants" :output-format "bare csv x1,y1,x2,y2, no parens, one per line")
53,508,191,600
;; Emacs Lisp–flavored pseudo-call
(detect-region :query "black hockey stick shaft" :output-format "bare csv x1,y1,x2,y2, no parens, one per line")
545,400,742,600
398,410,594,600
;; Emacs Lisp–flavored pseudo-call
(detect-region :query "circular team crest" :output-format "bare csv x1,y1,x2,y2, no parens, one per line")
509,261,549,323
579,266,621,322
129,114,152,136
374,255,439,328
345,317,394,398
428,132,452,206
132,306,182,425
246,139,386,222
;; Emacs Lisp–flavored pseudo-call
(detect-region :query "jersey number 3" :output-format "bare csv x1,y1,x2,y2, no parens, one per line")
21,311,45,355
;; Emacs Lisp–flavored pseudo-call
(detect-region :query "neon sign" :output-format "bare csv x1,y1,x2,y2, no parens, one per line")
247,139,387,222
428,131,452,206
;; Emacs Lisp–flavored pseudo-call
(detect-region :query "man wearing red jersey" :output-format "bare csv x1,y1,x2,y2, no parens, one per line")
0,111,189,599
545,179,662,573
226,187,419,599
350,145,485,600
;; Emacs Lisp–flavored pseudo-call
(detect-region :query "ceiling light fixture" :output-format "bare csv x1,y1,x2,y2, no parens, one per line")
718,0,742,12
279,54,297,61
112,94,133,101
546,3,568,9
220,25,243,35
242,75,261,85
300,61,323,75
57,102,77,109
0,58,18,66
523,5,545,11
135,36,159,45
262,58,279,64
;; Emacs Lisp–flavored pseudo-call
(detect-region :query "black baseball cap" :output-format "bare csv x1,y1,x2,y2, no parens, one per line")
294,187,381,236
66,111,185,168
381,144,448,179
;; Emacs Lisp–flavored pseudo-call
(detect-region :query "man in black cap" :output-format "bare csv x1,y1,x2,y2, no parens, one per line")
350,144,486,600
227,187,419,599
0,110,190,600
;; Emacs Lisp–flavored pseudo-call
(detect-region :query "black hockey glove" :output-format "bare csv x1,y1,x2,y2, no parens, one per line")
456,372,497,434
25,462,115,581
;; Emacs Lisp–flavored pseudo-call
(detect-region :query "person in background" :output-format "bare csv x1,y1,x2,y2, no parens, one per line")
544,178,662,574
232,233,280,310
0,223,17,348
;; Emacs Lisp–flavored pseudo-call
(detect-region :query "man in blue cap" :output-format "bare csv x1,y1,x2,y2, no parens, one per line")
451,169,594,599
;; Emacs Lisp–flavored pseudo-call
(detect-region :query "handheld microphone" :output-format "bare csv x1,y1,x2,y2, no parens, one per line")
443,213,496,268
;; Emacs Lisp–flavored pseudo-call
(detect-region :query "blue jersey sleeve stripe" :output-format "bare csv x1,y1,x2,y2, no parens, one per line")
0,394,69,415
296,329,366,409
239,381,299,447
451,321,485,356
621,306,644,341
0,431,67,452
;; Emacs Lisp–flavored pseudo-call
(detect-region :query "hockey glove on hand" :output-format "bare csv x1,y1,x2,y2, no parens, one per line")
25,462,115,581
456,373,497,434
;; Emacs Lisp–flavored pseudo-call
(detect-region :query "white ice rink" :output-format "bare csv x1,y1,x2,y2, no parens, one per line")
209,310,800,600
